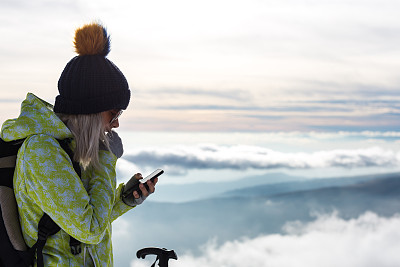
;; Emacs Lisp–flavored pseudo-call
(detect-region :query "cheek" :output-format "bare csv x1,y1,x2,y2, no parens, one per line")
100,112,110,127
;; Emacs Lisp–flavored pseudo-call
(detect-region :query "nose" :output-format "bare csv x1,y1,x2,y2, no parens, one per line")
110,119,120,129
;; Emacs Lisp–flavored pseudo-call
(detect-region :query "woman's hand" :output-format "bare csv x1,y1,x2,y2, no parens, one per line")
133,176,158,199
129,173,158,206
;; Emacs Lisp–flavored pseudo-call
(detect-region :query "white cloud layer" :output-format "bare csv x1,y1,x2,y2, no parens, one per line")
122,144,400,170
130,212,400,267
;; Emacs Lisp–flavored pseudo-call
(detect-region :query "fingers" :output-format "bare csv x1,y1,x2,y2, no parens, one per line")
132,177,158,199
133,190,140,199
132,184,148,199
146,178,157,194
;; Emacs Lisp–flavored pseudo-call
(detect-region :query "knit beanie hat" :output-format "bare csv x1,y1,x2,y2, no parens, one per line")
54,23,131,114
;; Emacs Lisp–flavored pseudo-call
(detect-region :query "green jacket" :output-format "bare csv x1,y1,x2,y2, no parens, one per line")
1,93,134,266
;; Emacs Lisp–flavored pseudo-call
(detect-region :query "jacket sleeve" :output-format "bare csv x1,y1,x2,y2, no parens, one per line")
19,134,117,244
110,183,135,222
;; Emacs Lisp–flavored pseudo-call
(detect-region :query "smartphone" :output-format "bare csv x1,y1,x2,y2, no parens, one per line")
123,169,163,198
141,169,164,183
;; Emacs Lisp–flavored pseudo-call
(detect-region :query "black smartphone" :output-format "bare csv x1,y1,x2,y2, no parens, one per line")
142,169,164,183
123,169,163,198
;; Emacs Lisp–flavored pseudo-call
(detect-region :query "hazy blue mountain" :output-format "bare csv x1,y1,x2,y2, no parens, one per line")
152,172,305,202
114,172,400,266
269,174,400,218
222,172,400,199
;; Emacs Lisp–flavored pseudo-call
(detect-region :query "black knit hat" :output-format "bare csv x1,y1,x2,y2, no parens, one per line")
54,23,131,114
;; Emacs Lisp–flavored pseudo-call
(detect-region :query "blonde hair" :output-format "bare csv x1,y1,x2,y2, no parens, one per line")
57,113,109,170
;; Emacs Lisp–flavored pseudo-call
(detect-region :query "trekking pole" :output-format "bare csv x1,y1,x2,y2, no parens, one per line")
136,247,178,267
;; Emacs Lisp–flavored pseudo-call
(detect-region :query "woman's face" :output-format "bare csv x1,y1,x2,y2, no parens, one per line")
101,109,121,132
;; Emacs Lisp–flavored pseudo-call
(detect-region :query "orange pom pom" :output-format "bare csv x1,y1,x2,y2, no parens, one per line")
74,23,110,56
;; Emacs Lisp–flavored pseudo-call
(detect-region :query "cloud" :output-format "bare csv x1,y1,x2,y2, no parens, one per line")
0,98,22,103
130,212,400,267
122,144,400,171
115,158,140,183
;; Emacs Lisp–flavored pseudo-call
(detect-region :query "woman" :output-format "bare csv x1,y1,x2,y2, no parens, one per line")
0,23,156,266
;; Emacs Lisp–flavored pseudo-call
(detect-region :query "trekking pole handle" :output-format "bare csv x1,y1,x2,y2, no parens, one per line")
136,247,178,267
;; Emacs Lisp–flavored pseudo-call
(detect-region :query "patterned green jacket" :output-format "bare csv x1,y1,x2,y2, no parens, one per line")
1,93,134,266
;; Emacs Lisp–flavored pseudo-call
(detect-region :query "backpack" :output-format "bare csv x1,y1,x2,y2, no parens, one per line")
0,137,82,267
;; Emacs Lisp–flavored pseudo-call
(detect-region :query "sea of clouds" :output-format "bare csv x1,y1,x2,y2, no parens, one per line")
129,212,400,267
122,144,400,171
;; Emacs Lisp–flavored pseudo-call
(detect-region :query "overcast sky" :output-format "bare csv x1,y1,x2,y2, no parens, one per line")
1,0,399,132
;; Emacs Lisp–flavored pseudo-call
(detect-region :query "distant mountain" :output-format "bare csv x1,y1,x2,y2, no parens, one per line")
113,172,400,266
152,172,305,202
269,173,400,218
222,172,400,199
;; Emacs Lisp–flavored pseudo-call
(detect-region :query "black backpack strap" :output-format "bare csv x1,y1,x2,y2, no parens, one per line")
69,237,82,255
0,138,25,189
33,214,61,267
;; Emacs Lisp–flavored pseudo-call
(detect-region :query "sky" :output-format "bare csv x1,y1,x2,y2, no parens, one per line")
1,0,400,132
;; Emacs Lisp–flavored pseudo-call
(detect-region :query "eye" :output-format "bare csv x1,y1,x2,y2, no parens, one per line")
109,109,123,124
110,109,119,117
